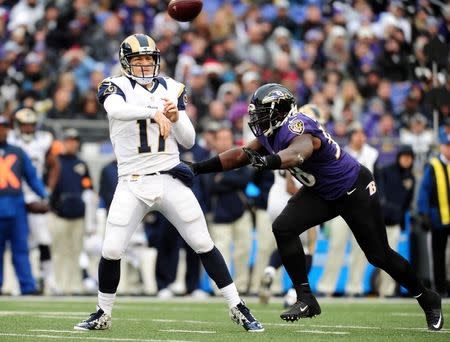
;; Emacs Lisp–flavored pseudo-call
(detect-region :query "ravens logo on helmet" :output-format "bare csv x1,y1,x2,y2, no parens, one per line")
119,34,160,85
247,83,297,137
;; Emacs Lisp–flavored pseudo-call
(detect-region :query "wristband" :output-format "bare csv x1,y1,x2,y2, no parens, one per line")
194,156,224,174
263,154,282,170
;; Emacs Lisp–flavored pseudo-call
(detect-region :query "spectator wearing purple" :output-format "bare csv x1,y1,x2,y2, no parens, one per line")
367,113,401,170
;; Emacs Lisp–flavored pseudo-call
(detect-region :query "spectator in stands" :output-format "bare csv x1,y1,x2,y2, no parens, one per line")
271,0,296,36
400,113,434,177
299,4,323,40
49,128,96,294
323,26,350,73
8,0,44,34
376,36,410,82
332,80,364,122
368,113,401,170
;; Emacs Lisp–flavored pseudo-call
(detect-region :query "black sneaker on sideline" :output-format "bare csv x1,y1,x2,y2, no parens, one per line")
280,293,321,322
417,290,444,331
229,301,264,332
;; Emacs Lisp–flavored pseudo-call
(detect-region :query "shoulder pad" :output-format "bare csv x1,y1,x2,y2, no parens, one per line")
97,78,126,104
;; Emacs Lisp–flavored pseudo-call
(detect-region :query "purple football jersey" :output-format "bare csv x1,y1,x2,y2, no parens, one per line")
257,113,360,200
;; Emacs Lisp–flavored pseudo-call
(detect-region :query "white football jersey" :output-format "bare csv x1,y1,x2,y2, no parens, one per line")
8,130,53,201
99,75,186,176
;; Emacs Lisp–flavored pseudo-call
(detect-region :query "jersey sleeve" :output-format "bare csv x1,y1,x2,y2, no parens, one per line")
97,79,126,105
277,113,318,149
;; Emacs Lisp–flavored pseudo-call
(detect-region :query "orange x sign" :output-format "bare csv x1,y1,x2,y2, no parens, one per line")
0,155,20,189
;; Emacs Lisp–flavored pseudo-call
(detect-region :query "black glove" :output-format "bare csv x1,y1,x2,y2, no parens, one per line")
242,147,268,170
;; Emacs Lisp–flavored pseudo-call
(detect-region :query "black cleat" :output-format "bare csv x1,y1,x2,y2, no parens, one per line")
74,307,112,331
230,301,265,332
280,293,321,322
417,290,444,331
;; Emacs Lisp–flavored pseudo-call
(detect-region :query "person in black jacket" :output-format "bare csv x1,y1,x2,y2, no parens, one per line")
207,126,252,294
50,129,96,294
376,144,415,297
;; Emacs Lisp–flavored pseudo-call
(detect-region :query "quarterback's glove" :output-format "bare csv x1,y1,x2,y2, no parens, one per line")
26,200,50,214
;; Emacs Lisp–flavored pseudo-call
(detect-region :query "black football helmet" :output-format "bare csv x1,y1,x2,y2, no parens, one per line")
248,83,297,137
119,34,160,85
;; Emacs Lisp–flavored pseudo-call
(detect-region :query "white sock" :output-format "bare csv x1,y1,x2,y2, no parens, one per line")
219,283,241,309
98,291,116,316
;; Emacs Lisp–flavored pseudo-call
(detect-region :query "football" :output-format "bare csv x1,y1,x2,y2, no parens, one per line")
168,0,203,22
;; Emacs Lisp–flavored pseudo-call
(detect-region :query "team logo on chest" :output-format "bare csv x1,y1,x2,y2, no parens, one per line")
288,119,304,135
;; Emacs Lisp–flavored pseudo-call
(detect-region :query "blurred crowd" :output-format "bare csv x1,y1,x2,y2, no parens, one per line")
0,0,449,298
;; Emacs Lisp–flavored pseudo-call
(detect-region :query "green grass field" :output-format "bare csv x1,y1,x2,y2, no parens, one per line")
0,296,448,342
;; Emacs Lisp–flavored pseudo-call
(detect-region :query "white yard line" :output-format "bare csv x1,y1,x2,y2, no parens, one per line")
0,333,196,342
30,329,84,334
145,319,211,324
36,315,85,319
0,311,87,316
296,330,350,335
159,330,216,334
394,327,450,333
310,324,381,330
390,312,423,316
263,322,379,329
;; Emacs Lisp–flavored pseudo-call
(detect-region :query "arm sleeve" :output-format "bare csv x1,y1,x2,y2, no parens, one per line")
103,94,163,121
22,150,47,198
172,110,195,148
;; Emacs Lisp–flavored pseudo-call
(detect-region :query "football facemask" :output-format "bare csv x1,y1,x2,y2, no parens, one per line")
248,83,296,137
119,34,160,85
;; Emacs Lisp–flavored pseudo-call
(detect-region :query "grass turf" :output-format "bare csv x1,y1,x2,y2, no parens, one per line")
0,296,448,341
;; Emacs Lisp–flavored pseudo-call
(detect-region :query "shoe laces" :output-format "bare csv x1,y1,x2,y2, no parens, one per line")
88,309,104,322
237,303,256,323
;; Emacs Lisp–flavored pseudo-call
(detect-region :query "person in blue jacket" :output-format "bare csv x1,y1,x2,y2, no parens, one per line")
0,116,48,294
417,128,450,297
